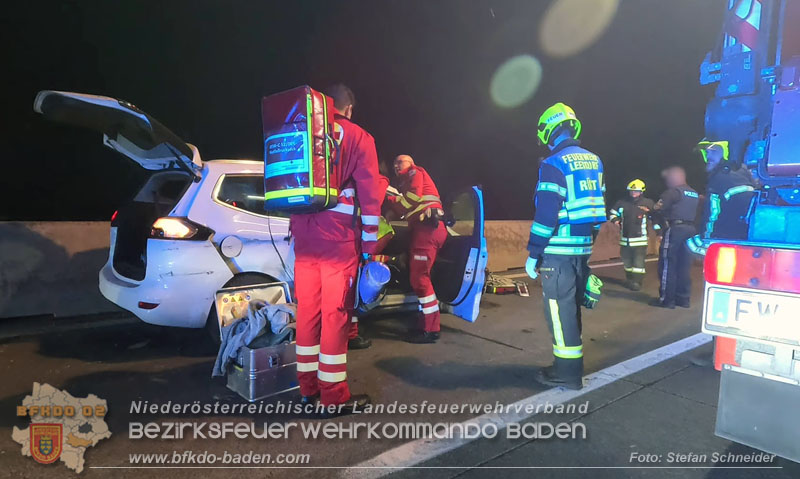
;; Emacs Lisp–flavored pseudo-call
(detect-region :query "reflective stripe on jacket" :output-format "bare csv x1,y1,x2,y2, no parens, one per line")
528,139,606,258
609,196,655,247
392,165,443,224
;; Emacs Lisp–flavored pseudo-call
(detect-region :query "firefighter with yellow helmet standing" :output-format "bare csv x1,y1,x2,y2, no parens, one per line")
526,102,606,390
687,140,757,256
609,179,655,291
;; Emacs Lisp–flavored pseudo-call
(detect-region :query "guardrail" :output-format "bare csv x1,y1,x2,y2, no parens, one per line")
0,221,658,319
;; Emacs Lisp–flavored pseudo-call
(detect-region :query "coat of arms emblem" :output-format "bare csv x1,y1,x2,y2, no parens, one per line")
30,424,62,464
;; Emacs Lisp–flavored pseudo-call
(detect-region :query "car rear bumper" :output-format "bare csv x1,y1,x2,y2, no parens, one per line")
99,238,233,328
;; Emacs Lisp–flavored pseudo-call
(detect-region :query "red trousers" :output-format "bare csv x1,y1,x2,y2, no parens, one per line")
348,314,359,340
294,239,358,406
409,222,448,332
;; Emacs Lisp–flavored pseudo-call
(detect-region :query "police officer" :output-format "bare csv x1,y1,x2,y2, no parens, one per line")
651,166,699,309
527,102,606,390
687,140,756,255
609,179,655,291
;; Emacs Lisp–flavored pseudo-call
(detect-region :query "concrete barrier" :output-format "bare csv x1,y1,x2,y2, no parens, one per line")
0,220,659,318
0,222,118,318
485,221,660,272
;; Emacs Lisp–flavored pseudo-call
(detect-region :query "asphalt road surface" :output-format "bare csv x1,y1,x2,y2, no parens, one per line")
2,262,798,478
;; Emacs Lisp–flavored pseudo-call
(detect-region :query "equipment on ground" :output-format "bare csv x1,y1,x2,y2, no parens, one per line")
485,273,529,296
214,283,299,401
261,85,339,213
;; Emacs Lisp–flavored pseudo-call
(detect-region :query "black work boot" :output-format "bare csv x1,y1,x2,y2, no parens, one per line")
649,298,675,309
405,331,440,344
535,358,583,390
348,335,372,350
317,394,371,419
676,297,691,308
623,272,633,290
299,393,319,406
630,279,642,291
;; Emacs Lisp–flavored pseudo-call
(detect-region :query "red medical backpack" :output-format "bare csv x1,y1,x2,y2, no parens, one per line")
261,86,339,212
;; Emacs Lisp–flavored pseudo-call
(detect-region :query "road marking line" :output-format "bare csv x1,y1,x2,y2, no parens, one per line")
501,257,658,279
347,332,712,478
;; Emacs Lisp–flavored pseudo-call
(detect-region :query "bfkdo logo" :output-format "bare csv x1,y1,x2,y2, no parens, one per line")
31,423,63,464
12,383,111,473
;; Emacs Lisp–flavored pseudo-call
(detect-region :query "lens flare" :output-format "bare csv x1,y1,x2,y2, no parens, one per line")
490,55,543,109
540,0,620,58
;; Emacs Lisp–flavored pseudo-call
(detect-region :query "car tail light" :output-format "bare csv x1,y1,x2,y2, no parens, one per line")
705,243,800,294
111,210,118,223
150,217,213,240
138,301,159,310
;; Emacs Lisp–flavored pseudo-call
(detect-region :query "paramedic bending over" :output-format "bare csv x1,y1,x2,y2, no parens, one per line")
388,154,448,344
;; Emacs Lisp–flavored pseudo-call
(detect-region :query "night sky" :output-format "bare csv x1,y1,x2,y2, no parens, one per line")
1,0,724,221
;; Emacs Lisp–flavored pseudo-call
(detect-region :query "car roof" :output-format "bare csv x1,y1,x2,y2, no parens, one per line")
203,158,263,175
205,158,261,164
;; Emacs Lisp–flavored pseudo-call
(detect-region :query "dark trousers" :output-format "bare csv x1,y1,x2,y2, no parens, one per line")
658,224,695,305
539,254,590,380
621,245,647,286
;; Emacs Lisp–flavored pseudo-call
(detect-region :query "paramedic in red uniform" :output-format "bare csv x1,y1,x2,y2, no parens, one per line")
292,84,383,415
390,155,448,344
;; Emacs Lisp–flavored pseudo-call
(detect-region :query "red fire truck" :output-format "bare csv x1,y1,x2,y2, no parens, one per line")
698,0,800,462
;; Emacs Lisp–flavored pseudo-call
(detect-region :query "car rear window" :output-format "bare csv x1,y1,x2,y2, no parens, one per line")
215,175,287,217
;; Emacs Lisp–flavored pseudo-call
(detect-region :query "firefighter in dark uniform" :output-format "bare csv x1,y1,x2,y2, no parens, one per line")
526,102,606,390
609,179,656,291
651,166,699,309
687,140,757,255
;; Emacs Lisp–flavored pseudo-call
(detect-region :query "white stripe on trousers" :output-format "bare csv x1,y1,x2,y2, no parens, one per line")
319,352,347,365
421,304,439,314
419,294,437,304
297,362,319,372
318,370,347,382
660,228,671,301
296,344,320,355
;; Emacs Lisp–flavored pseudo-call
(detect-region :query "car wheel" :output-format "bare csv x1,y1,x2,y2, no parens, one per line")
204,273,279,346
